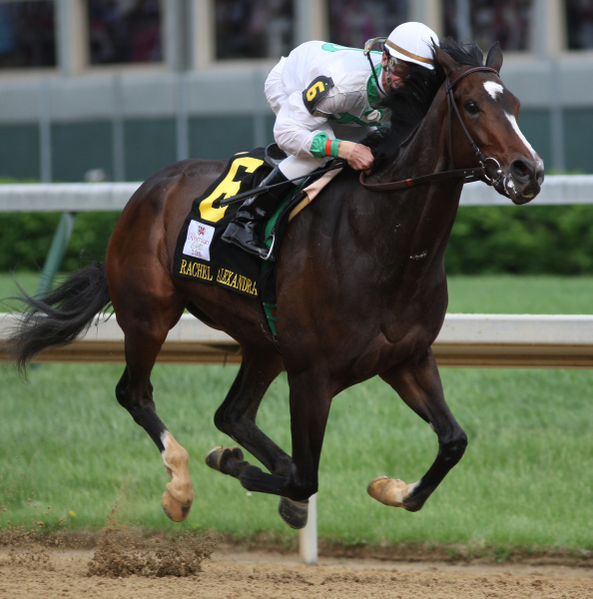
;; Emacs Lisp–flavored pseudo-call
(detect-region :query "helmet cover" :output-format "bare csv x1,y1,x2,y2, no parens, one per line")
385,22,439,70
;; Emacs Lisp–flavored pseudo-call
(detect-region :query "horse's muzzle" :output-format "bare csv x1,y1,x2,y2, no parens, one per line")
504,156,545,205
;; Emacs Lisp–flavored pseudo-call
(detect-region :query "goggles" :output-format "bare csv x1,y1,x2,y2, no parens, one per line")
363,37,386,55
386,55,412,78
364,37,412,79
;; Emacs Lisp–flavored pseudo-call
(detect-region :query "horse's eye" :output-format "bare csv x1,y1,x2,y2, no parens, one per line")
465,101,479,114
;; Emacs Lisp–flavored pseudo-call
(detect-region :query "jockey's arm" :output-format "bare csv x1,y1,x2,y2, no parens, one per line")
273,91,374,172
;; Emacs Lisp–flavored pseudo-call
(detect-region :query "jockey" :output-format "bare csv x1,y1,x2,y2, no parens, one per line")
222,21,439,260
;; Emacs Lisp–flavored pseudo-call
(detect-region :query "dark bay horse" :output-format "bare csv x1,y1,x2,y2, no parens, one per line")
4,40,543,529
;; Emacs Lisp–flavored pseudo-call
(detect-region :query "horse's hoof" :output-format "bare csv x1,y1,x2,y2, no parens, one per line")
161,489,192,522
278,496,309,529
205,446,224,470
205,445,244,472
368,476,418,509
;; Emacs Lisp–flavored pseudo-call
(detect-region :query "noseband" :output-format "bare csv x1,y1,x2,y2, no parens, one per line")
360,66,508,195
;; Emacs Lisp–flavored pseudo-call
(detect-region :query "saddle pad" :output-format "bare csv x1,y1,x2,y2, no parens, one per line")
173,147,343,320
173,148,272,298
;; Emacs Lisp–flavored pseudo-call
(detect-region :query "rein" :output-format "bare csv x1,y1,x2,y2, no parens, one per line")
360,66,507,194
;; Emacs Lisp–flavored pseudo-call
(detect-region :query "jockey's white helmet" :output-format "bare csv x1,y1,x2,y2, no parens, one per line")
384,22,439,70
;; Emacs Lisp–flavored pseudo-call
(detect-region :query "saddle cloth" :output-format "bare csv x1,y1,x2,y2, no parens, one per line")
172,147,342,330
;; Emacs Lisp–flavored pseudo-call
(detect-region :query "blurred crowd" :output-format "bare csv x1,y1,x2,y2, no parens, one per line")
1,0,593,70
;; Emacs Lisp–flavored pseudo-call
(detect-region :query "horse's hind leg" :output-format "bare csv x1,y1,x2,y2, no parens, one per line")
110,284,193,521
115,351,193,522
206,348,292,479
370,349,467,512
208,361,334,529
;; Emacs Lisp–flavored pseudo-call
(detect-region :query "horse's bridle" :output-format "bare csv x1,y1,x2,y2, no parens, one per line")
446,67,505,187
360,66,509,196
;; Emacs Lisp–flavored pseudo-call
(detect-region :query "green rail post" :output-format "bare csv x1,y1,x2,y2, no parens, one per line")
35,211,77,298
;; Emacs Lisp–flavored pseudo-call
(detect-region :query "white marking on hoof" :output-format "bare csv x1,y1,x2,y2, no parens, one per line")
367,476,419,508
160,431,194,521
162,489,191,522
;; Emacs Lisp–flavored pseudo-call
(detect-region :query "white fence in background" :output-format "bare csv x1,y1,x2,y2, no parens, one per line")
2,312,593,369
1,175,593,212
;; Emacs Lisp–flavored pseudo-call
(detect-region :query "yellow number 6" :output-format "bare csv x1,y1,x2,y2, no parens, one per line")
199,156,264,223
306,81,326,102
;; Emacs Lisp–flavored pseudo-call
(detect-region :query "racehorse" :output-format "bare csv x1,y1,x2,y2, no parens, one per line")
3,40,543,529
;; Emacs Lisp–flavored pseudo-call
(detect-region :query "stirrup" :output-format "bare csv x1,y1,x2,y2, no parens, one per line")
236,239,275,262
241,231,275,262
263,231,275,262
222,224,275,262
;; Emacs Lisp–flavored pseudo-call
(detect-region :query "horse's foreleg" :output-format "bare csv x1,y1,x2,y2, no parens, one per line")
115,323,194,522
372,349,467,512
161,430,193,521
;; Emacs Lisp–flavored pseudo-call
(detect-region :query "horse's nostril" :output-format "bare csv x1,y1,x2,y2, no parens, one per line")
511,159,534,180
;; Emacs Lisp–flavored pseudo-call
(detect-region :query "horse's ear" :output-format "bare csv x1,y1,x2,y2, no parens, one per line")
485,42,503,73
434,45,461,80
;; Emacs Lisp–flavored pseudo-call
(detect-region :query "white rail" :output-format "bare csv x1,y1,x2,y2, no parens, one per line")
2,312,593,368
459,175,593,206
0,175,593,212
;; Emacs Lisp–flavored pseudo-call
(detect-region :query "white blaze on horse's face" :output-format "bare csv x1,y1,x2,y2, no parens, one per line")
481,78,544,203
505,113,538,161
484,81,503,100
483,80,538,162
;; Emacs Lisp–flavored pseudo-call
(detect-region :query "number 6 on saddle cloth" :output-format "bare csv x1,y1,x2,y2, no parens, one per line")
172,144,342,336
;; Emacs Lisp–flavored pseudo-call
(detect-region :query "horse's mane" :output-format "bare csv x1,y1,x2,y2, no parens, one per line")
362,38,486,172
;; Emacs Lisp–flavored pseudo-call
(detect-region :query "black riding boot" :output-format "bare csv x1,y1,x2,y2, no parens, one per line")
222,169,294,260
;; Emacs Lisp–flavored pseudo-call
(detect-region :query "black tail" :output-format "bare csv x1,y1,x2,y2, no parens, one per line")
3,261,111,373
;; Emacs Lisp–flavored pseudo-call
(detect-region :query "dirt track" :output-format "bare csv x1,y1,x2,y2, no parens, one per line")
1,542,592,599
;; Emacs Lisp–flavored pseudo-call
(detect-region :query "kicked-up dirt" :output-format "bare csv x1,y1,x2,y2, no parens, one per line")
0,530,591,599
